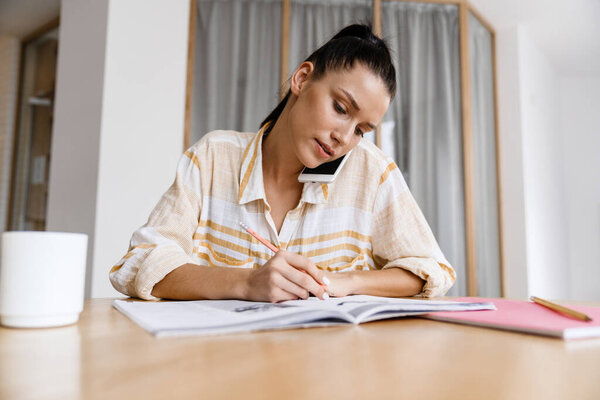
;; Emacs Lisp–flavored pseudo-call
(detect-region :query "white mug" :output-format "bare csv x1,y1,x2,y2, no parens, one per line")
0,231,87,328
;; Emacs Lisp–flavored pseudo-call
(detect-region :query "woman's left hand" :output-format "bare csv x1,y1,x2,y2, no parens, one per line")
322,271,354,298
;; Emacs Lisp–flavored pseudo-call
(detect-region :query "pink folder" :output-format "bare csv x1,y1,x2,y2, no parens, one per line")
422,297,600,340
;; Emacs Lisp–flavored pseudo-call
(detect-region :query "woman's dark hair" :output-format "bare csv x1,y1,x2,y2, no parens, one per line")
260,23,396,134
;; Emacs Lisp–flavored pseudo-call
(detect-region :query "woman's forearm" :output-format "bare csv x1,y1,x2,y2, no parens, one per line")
151,263,424,300
151,263,251,300
330,267,425,298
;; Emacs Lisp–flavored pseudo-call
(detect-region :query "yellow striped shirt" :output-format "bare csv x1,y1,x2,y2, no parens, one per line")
109,126,456,300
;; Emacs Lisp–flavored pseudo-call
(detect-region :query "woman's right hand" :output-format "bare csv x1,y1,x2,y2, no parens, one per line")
244,250,329,303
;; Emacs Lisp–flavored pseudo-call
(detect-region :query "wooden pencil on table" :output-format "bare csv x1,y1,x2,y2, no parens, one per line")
529,296,592,322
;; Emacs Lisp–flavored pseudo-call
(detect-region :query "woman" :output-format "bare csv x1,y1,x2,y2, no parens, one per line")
109,24,456,302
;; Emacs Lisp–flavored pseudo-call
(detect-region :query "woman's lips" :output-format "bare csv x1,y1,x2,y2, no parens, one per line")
315,139,331,159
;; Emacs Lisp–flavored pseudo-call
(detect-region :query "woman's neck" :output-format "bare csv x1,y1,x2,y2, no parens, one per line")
261,111,305,186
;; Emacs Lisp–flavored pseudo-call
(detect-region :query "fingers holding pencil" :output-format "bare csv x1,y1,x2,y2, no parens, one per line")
239,221,330,302
278,250,330,292
246,251,329,302
273,251,329,300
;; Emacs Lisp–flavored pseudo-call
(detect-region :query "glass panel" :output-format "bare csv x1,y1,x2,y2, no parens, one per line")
9,28,59,231
382,3,466,296
191,0,282,142
469,12,501,297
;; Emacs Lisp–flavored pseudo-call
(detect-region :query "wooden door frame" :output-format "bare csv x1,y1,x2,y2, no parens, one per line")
6,17,60,232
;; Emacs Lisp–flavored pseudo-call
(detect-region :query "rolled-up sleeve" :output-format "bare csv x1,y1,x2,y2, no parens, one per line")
371,162,456,297
109,148,203,300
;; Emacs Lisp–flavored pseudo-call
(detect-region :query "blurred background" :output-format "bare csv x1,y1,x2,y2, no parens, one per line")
0,0,598,301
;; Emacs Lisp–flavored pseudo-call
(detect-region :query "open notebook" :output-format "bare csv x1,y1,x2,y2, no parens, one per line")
422,297,600,340
113,295,494,338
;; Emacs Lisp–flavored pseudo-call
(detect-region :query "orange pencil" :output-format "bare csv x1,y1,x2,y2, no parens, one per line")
239,221,329,293
239,221,279,253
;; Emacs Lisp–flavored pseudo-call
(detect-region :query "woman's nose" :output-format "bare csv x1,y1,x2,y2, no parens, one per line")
332,123,354,146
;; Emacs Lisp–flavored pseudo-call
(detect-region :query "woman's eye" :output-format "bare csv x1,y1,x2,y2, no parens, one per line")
333,100,362,137
334,101,346,114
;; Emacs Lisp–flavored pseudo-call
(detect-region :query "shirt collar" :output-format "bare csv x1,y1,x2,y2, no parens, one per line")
238,124,329,206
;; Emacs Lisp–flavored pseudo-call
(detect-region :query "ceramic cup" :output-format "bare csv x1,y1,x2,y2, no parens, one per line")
0,231,87,328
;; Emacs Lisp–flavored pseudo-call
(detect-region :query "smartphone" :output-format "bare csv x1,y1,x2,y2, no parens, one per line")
298,150,352,183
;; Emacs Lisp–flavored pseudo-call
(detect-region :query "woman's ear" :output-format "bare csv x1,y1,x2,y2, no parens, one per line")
290,62,315,96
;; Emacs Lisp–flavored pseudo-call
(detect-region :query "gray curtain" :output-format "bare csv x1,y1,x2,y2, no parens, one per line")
191,1,485,297
382,2,466,296
191,0,282,142
469,12,501,297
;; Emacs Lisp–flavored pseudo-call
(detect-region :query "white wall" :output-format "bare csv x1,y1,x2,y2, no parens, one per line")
92,0,189,298
495,26,529,299
48,0,190,298
496,25,572,300
47,0,108,296
471,0,600,301
560,77,600,301
517,27,570,299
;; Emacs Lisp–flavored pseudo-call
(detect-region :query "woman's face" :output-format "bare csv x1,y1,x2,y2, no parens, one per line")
287,61,391,169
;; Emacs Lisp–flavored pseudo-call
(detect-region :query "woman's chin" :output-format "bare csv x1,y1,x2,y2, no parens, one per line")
301,157,323,169
297,151,322,169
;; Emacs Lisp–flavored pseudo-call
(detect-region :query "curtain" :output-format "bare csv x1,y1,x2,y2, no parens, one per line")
382,3,466,296
191,0,282,142
190,1,497,297
469,12,501,297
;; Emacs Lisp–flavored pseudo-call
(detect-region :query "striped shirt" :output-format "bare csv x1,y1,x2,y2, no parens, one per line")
109,126,456,300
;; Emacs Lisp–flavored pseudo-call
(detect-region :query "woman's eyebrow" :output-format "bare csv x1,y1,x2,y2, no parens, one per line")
338,88,376,130
339,88,361,111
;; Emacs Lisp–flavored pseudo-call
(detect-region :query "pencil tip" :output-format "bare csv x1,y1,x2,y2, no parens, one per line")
239,221,248,230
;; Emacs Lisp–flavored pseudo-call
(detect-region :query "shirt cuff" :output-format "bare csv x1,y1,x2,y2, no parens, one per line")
382,256,456,297
134,246,195,300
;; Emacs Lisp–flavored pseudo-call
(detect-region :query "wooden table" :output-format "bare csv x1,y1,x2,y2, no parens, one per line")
1,298,600,399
